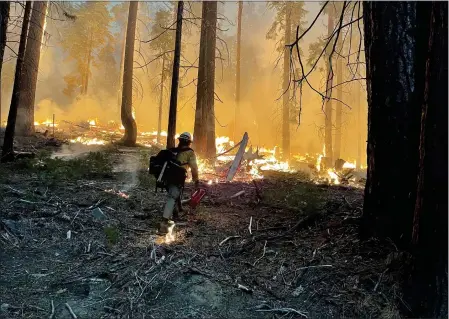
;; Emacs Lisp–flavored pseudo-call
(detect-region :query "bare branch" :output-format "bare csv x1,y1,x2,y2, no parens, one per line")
289,1,329,48
134,50,174,69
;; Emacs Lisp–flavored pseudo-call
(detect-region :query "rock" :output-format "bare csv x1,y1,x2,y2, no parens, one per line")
91,208,107,220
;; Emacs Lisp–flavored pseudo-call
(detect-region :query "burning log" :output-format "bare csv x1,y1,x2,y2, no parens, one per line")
336,169,355,185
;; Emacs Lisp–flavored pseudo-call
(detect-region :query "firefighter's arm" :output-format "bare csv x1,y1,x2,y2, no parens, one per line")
189,152,199,183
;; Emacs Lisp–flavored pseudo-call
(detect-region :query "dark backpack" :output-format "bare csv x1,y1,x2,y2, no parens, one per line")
149,147,192,191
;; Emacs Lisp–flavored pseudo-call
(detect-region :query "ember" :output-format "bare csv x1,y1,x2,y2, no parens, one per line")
105,189,130,199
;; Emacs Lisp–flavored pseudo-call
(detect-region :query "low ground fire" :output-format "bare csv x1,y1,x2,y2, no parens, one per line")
33,119,366,187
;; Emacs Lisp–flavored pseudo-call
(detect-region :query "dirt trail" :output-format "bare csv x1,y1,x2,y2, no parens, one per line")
0,147,400,319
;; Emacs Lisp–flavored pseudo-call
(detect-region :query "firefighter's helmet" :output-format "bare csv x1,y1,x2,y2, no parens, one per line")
178,132,192,142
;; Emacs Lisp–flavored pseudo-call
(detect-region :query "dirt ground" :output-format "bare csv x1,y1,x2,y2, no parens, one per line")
0,138,404,319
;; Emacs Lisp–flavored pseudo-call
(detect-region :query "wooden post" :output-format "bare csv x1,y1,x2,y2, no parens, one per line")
52,114,55,137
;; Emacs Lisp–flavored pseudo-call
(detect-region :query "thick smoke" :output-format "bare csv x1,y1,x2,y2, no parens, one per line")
1,2,367,165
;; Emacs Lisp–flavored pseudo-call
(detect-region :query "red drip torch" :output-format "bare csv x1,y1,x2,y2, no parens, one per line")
189,188,206,209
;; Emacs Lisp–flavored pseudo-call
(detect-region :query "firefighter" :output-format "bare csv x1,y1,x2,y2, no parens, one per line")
159,132,199,234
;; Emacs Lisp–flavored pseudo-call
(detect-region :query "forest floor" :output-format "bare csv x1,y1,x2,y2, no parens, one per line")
0,134,406,319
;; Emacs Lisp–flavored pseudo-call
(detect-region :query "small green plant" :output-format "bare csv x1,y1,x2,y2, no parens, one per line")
18,151,114,181
104,225,119,246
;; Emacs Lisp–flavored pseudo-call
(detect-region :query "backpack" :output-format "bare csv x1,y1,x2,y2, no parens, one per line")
149,147,192,191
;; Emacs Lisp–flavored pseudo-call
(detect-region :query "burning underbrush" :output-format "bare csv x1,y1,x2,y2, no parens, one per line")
32,119,366,188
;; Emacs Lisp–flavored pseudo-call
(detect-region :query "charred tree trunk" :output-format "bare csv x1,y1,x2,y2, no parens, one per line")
1,1,32,161
204,1,218,159
362,2,448,317
234,1,242,142
324,13,334,164
120,1,138,146
282,2,291,160
157,55,165,144
167,1,183,149
409,2,448,317
16,1,47,136
0,2,10,126
193,1,217,157
334,40,343,160
361,2,421,245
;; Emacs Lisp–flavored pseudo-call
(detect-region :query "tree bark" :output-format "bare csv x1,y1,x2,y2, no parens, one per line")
157,55,165,144
282,2,291,160
361,2,421,245
234,1,242,142
0,2,10,127
120,1,138,146
193,1,217,158
166,1,183,149
1,1,32,161
408,2,448,317
16,1,47,136
334,39,343,160
324,13,334,164
361,2,448,317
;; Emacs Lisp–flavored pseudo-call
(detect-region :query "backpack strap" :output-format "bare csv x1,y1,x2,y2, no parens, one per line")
171,147,193,166
172,147,193,154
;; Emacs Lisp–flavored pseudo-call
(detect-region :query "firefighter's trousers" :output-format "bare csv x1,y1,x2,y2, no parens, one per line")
163,184,182,220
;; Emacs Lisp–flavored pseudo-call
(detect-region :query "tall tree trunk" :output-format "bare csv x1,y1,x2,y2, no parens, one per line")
16,1,47,136
120,1,138,146
193,1,217,158
234,1,242,142
0,2,10,127
361,2,448,316
1,1,32,161
409,2,448,317
334,40,343,160
324,13,334,165
157,55,165,144
282,2,291,160
117,22,127,115
356,82,361,170
361,2,421,245
83,33,93,95
166,1,183,149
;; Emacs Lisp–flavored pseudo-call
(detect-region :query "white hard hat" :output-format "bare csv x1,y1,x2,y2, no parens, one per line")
178,132,192,142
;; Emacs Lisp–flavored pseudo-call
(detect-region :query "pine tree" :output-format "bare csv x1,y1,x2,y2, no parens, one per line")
266,1,307,160
60,2,113,97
